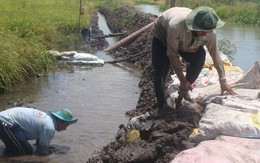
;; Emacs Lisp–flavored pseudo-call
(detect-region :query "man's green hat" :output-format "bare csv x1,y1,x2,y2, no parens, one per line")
185,6,225,31
50,108,78,124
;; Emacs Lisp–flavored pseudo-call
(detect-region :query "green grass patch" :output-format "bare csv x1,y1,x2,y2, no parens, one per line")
0,32,56,91
134,0,159,5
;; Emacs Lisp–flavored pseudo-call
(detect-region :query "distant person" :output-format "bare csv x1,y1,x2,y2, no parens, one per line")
0,107,78,156
151,6,237,110
81,28,92,42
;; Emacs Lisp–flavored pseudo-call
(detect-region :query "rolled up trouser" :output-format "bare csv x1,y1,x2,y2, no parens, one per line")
0,120,33,155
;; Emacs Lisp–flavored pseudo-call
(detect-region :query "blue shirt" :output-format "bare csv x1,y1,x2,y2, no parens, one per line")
0,107,56,155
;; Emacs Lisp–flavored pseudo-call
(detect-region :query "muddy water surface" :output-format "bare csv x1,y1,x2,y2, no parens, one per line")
0,64,140,163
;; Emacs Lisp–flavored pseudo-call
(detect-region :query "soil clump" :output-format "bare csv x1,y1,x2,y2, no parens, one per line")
86,6,203,163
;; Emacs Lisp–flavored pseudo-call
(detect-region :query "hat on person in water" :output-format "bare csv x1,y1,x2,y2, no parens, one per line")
185,6,225,31
50,108,78,124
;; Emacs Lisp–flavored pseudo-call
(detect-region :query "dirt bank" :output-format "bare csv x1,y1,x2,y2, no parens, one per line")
86,6,202,163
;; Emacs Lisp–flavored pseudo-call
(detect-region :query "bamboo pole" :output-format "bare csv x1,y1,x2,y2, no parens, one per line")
103,22,155,52
78,0,82,33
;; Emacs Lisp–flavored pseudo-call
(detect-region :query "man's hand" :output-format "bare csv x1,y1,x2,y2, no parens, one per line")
180,79,193,92
220,83,237,95
179,79,194,101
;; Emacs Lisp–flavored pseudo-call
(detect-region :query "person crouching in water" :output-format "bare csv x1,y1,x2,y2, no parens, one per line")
0,107,78,156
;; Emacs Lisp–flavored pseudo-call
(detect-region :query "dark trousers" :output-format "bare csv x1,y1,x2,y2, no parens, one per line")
152,37,206,109
0,120,33,155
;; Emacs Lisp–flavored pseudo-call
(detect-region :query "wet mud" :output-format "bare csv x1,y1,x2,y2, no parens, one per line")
86,6,203,163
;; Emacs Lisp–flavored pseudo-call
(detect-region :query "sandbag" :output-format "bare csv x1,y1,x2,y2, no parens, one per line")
189,102,260,144
65,53,104,66
67,53,99,61
128,112,153,131
232,61,260,89
171,136,260,163
166,65,243,107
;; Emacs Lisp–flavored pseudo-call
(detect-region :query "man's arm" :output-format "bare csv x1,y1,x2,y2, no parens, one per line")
167,27,192,91
206,31,237,95
206,31,225,79
36,128,55,155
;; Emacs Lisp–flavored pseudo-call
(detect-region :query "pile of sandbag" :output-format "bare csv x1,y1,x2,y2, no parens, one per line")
166,52,244,108
190,62,260,142
171,62,260,162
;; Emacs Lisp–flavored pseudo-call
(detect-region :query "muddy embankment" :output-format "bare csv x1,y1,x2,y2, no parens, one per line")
86,6,202,163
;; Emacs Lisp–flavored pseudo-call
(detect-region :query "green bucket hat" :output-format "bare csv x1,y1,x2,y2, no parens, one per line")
185,6,225,31
50,108,78,124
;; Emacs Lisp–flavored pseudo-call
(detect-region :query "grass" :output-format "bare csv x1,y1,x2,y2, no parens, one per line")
159,0,260,24
0,32,54,91
128,0,260,24
0,0,97,92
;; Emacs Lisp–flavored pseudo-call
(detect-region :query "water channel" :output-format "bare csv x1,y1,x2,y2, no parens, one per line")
0,4,259,163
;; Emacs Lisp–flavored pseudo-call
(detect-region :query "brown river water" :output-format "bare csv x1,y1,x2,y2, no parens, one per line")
0,5,259,163
0,63,140,163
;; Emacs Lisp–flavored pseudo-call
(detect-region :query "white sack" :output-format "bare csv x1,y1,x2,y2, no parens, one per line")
232,61,260,89
172,136,260,163
189,103,260,144
73,53,99,61
60,52,104,66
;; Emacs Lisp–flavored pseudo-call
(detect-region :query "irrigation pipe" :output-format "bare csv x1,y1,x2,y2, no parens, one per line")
103,22,154,52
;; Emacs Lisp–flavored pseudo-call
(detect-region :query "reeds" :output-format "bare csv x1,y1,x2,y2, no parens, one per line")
0,0,95,92
160,0,260,24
